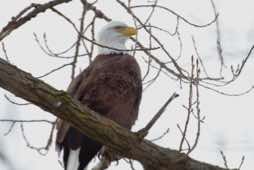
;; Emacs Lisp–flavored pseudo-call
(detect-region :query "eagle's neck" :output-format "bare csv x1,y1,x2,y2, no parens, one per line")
97,39,128,55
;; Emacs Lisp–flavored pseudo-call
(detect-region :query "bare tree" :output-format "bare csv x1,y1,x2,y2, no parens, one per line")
0,0,252,170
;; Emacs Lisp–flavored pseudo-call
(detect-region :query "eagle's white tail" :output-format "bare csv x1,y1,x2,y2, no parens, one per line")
67,148,81,170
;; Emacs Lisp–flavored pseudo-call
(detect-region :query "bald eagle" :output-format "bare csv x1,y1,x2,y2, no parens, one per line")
56,21,142,170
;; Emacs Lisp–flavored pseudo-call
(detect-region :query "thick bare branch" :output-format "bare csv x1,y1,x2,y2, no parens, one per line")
0,52,236,170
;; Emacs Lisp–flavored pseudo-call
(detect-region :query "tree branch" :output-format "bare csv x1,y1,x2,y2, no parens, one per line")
0,57,236,170
0,0,72,41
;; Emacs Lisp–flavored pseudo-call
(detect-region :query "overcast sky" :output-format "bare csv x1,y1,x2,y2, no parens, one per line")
0,0,254,170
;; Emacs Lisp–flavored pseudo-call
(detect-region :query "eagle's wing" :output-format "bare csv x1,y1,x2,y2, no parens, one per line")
56,68,90,146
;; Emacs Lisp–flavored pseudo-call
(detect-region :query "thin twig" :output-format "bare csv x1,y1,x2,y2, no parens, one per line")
142,0,158,26
187,60,201,154
1,43,11,63
89,17,96,63
3,122,15,136
143,66,162,90
44,121,56,150
179,56,195,152
142,25,155,83
80,0,111,21
150,128,170,142
177,124,191,151
220,150,229,169
4,94,30,105
138,92,179,137
130,4,218,28
42,33,87,58
71,1,88,79
210,0,225,74
0,119,54,124
192,36,209,77
33,33,76,59
238,156,245,170
18,121,55,156
35,62,73,79
128,159,136,170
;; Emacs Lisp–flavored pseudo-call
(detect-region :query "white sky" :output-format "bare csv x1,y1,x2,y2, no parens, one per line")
0,0,254,170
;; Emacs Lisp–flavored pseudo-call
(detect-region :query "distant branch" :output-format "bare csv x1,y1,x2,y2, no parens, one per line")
0,0,73,41
130,4,218,28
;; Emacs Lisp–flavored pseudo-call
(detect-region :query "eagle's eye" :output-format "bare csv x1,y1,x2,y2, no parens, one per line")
113,26,126,30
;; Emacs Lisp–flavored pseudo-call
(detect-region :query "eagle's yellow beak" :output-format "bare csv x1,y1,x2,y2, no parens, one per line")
117,26,137,37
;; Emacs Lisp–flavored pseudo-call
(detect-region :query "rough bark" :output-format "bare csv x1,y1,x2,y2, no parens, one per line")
0,58,236,170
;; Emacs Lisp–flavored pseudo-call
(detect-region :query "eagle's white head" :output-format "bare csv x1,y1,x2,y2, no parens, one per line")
97,21,137,55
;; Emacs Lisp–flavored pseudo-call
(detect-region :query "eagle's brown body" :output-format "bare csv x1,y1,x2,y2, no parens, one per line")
56,53,142,170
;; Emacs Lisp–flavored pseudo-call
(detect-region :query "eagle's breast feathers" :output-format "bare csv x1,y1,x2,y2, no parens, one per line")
56,53,142,146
